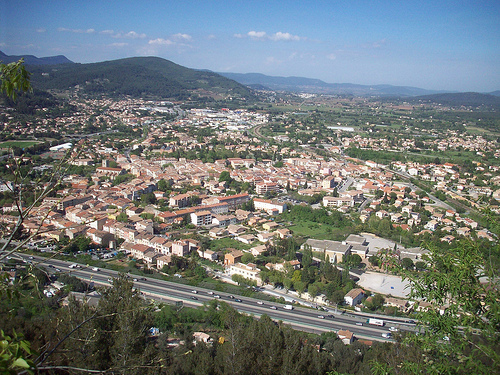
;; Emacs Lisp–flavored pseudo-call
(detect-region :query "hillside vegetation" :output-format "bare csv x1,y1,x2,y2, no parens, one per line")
28,57,255,100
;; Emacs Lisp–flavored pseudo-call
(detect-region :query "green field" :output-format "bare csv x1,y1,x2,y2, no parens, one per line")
289,220,349,240
0,140,41,149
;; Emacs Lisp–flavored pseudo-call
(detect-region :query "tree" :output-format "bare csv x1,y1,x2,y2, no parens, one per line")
241,253,254,263
219,171,232,183
116,212,128,222
0,58,32,100
401,257,414,270
374,241,500,374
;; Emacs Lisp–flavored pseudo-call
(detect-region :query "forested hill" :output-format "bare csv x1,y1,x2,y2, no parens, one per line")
27,56,256,100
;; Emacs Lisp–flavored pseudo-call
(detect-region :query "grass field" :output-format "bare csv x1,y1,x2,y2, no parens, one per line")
0,140,41,149
289,220,349,240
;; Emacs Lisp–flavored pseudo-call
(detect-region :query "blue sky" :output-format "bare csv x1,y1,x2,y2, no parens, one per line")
1,0,499,92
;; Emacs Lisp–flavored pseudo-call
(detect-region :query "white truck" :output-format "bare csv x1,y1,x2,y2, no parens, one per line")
283,304,294,310
367,318,384,326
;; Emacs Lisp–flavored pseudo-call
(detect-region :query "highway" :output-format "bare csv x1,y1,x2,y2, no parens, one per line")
18,254,417,342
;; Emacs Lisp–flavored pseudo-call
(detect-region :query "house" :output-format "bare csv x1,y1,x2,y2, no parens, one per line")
197,249,218,261
209,227,228,238
344,288,365,307
236,234,256,244
337,329,354,345
193,332,212,345
228,262,262,285
156,255,172,270
257,232,275,243
456,227,471,237
250,245,267,257
384,297,409,312
172,240,190,257
224,250,244,266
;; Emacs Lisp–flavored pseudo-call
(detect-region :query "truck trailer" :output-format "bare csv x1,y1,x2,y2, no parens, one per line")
367,318,384,326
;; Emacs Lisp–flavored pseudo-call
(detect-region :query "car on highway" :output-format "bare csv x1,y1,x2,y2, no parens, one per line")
317,315,325,319
228,295,235,299
234,298,242,302
55,268,61,272
389,327,399,332
92,267,99,271
382,332,392,339
269,306,278,310
214,294,221,299
191,296,198,300
256,301,264,305
191,290,198,294
356,322,363,326
207,291,214,295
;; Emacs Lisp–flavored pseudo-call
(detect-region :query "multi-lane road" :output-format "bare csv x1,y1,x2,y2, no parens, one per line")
16,254,417,342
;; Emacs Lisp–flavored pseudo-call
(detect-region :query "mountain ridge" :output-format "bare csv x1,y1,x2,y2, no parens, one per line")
0,50,74,65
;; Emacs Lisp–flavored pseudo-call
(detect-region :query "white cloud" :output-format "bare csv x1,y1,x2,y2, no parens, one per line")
207,34,216,40
58,27,95,34
248,31,267,39
173,33,192,41
36,28,46,33
270,32,302,41
0,42,7,47
327,53,337,60
265,56,282,65
124,31,146,39
148,38,174,46
100,30,115,35
110,30,147,39
239,30,304,41
109,42,128,47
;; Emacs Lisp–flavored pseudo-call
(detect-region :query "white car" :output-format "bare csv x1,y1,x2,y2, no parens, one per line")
257,301,264,305
92,267,99,271
191,290,198,294
389,326,399,332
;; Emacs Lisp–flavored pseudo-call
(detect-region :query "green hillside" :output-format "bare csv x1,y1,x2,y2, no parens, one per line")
28,56,255,100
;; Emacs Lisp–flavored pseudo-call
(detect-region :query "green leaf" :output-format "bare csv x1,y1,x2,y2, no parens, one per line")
12,357,30,368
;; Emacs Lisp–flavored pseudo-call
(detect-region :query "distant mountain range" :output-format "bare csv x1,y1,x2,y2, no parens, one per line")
2,51,499,105
0,50,73,66
218,72,499,98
